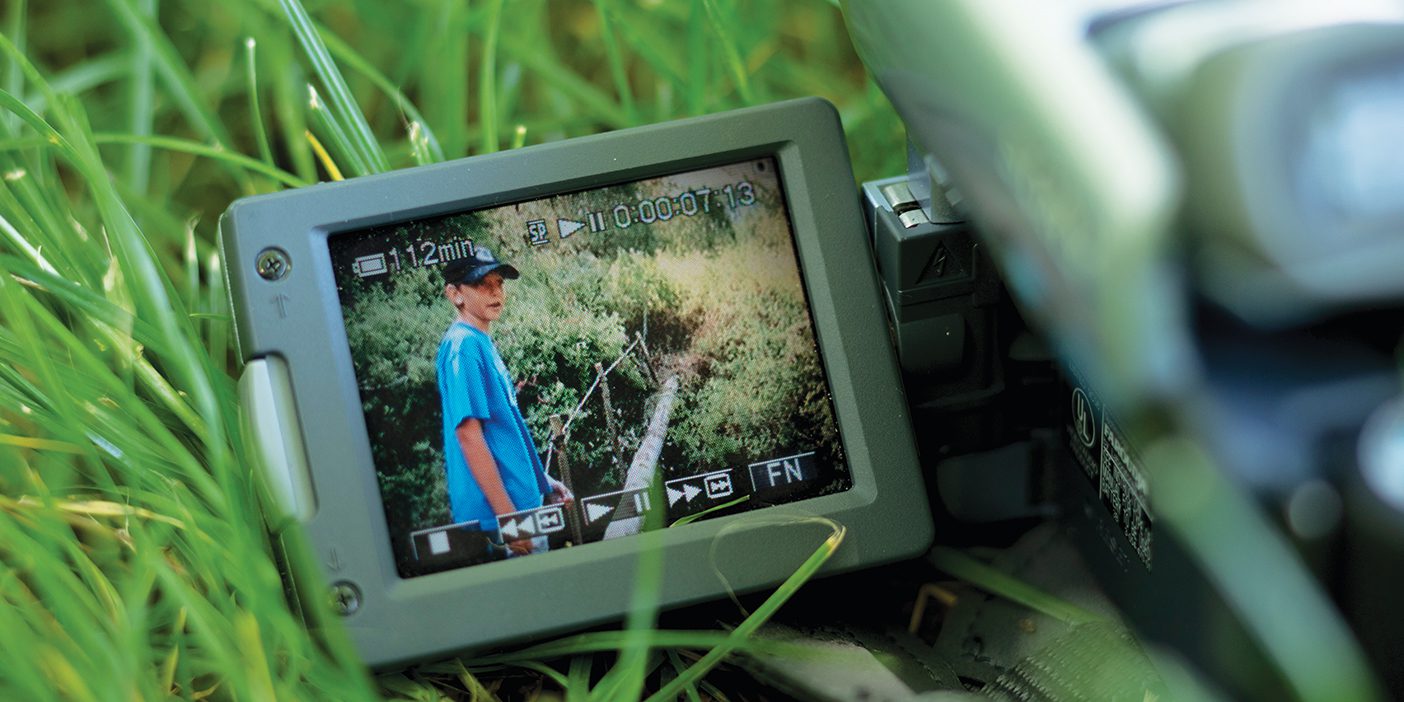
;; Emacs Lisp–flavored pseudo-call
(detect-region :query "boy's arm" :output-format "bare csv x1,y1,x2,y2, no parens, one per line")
454,418,517,518
456,418,532,555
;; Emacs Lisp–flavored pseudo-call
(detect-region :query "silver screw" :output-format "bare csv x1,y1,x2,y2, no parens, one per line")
256,247,291,281
329,581,361,616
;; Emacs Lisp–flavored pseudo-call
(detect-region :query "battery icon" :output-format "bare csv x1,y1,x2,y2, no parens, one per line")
352,253,389,278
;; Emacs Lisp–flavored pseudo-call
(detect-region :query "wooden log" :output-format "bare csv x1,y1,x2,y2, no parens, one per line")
604,374,680,539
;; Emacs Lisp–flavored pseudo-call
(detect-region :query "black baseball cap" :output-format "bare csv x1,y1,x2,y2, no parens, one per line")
442,246,520,286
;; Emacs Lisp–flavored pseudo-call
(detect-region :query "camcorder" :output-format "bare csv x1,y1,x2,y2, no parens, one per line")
223,99,933,668
221,0,1404,699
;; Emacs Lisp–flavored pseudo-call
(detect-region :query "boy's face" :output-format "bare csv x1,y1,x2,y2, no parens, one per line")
447,271,507,326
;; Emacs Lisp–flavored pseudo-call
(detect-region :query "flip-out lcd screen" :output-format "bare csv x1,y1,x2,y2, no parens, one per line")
327,157,851,577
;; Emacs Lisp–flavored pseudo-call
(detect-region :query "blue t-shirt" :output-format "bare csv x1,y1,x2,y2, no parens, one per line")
437,322,549,529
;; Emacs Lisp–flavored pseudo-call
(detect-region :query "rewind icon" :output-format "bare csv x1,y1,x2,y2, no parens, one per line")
497,505,566,540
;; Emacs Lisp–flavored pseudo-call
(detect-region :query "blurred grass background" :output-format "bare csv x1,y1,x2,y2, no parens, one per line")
0,0,902,699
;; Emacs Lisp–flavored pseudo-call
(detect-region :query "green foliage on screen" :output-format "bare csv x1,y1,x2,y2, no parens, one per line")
342,173,842,532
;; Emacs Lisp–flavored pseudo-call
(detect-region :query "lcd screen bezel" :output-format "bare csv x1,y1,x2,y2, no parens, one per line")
324,155,856,578
221,98,931,667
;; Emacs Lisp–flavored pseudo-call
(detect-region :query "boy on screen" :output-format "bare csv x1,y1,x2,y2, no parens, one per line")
437,247,572,556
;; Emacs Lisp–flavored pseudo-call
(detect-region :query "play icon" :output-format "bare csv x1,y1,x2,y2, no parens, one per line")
558,218,586,238
586,502,614,523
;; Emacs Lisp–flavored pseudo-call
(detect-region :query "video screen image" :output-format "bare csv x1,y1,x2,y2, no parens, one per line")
327,157,851,577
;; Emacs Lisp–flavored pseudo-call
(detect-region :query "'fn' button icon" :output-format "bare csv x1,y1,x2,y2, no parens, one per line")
747,451,818,494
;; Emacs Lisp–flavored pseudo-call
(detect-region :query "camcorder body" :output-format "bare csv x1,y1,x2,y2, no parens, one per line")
222,0,1404,698
847,0,1404,698
223,98,936,669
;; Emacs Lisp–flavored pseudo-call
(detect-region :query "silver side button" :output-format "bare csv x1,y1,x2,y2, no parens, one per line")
239,357,317,530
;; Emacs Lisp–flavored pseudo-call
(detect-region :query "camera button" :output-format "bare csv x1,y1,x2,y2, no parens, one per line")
239,356,317,530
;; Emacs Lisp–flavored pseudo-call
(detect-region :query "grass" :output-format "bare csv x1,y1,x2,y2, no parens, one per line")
0,1,902,699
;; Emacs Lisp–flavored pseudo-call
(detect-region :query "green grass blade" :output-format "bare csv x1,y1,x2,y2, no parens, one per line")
0,516,108,697
209,0,446,163
928,547,1105,625
566,655,593,702
315,28,445,163
701,0,754,104
17,240,211,458
644,518,847,702
479,0,505,154
666,649,703,702
0,85,98,282
499,37,631,129
424,0,468,159
182,220,198,316
0,259,234,463
268,42,317,182
498,61,524,130
687,0,706,114
1148,438,1385,702
589,481,668,702
124,0,157,193
0,253,159,348
0,152,89,286
592,0,638,125
3,0,26,134
611,13,687,92
102,0,255,195
513,660,571,690
307,84,369,177
408,121,434,166
467,630,800,669
54,92,227,485
277,0,390,172
93,133,309,188
0,262,106,486
0,85,74,154
0,3,920,699
29,54,130,112
243,38,276,167
101,0,235,150
669,495,748,528
204,250,229,378
0,211,54,274
111,174,208,255
698,679,731,702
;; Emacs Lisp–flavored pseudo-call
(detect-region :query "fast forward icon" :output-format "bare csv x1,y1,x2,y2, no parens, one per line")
666,482,702,506
664,469,734,511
